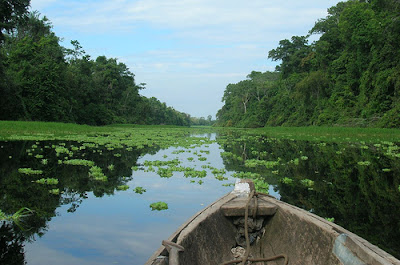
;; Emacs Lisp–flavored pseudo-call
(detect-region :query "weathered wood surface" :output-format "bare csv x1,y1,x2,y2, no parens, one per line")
221,196,278,217
146,180,400,265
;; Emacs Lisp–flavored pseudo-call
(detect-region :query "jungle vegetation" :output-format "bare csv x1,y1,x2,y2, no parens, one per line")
0,1,191,126
216,0,400,128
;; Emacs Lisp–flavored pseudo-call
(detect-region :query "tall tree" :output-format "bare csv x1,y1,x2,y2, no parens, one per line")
0,0,30,42
217,0,400,128
1,12,68,121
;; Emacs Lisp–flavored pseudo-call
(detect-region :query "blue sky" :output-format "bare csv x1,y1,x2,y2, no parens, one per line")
30,0,341,119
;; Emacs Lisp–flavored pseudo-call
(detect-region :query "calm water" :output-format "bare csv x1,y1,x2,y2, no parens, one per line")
0,131,399,264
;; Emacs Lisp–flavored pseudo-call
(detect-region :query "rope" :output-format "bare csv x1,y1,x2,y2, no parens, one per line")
220,191,288,265
220,255,288,265
241,190,255,265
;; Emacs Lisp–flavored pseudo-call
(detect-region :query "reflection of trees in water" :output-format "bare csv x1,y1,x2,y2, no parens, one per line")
218,133,400,258
0,140,159,263
0,223,25,265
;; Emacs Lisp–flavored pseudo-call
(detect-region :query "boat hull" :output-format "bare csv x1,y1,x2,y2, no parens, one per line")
146,190,400,265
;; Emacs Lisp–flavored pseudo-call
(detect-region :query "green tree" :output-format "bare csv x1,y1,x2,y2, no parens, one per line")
1,12,68,121
0,0,30,42
268,36,312,77
217,0,400,128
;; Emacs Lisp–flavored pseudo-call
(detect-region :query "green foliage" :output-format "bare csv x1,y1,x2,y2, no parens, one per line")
0,207,33,229
357,161,371,166
281,177,293,185
35,178,59,185
116,185,129,191
325,217,335,223
88,166,107,181
63,159,95,167
48,189,59,195
0,0,30,42
0,11,191,126
134,187,146,194
157,167,173,178
217,1,400,128
150,201,168,211
253,178,269,194
245,159,280,169
300,179,314,188
18,168,42,175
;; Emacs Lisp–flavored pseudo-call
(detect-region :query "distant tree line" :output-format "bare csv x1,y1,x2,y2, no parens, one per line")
0,1,191,126
190,115,215,126
217,0,400,128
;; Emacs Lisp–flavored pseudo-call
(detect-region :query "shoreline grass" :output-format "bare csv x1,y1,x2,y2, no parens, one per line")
0,121,118,138
253,126,400,142
0,121,399,143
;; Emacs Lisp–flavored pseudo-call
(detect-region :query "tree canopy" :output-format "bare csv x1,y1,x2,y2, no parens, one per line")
217,0,400,128
0,2,191,126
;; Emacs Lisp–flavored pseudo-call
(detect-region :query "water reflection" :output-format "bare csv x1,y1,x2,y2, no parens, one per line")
216,132,400,258
0,135,234,264
1,131,399,264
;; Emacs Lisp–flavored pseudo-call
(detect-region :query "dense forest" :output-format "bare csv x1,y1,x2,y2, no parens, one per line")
216,0,400,128
0,1,191,126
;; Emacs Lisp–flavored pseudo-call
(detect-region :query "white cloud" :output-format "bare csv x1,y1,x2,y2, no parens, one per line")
29,0,341,117
29,0,57,10
32,0,329,39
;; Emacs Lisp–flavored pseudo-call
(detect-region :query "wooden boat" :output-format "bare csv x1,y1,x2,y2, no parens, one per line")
145,180,400,265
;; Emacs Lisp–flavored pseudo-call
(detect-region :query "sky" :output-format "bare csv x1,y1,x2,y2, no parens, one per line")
29,0,341,119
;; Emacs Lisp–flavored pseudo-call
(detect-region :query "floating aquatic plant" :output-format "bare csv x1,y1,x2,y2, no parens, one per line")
245,159,280,168
0,207,34,229
157,168,173,178
211,168,226,175
64,159,95,167
88,166,107,181
357,161,371,166
290,158,300,166
134,187,146,194
55,146,71,157
116,185,129,191
233,171,260,179
18,168,43,175
253,178,269,194
300,179,314,188
184,169,207,178
215,175,228,181
35,178,59,185
172,150,185,154
281,177,293,185
49,189,60,195
150,201,168,211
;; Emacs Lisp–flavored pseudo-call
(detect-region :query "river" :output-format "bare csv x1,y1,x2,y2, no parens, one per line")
0,130,399,264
